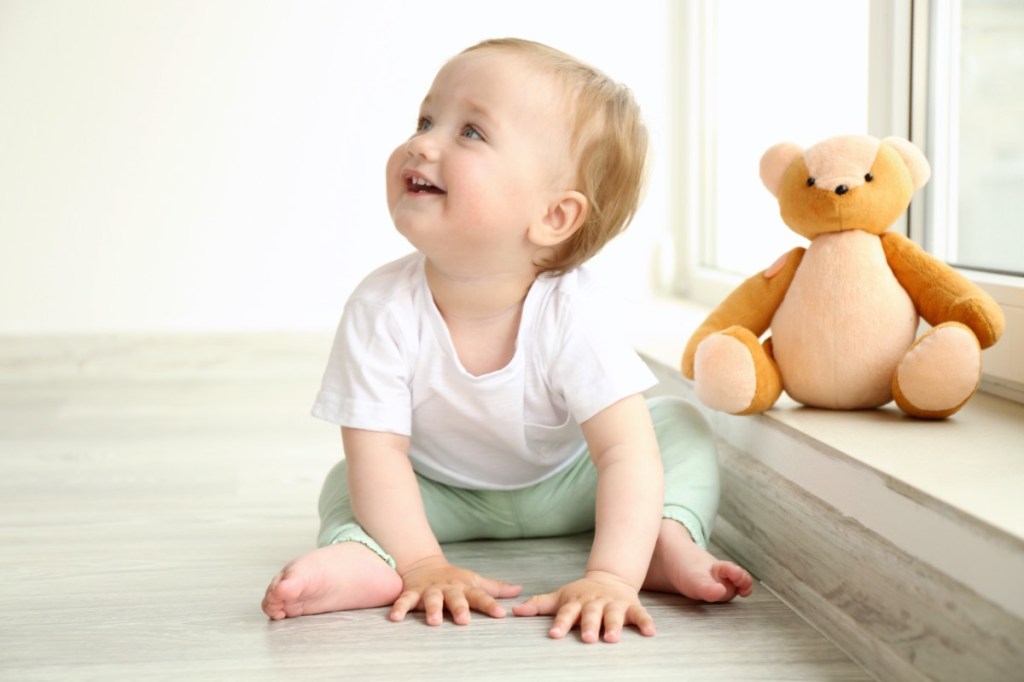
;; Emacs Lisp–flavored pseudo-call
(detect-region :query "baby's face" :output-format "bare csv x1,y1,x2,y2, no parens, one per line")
386,49,574,273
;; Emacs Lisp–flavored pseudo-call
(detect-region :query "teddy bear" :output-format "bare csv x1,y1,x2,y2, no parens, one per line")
681,134,1005,419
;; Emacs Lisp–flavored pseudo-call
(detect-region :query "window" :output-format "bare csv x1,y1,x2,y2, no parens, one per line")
911,0,1024,399
672,0,871,305
675,0,1023,401
915,0,1024,276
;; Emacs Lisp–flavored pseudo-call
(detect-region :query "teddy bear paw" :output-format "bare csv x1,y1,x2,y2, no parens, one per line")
693,327,781,415
892,322,982,419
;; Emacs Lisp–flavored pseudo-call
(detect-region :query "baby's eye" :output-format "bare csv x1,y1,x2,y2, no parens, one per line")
416,117,433,132
461,125,483,141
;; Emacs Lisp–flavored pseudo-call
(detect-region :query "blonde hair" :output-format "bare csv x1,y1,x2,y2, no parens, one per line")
460,38,649,275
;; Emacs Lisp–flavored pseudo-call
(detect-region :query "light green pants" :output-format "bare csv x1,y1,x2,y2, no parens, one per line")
317,396,720,569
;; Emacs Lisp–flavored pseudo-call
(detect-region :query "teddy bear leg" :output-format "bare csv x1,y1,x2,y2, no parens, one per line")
892,322,982,419
693,326,782,415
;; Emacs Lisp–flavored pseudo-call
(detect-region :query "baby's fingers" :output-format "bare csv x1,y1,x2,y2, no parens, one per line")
625,603,656,638
480,577,523,600
579,602,655,643
511,591,560,618
443,588,473,625
422,588,447,626
392,587,447,626
515,590,581,640
460,586,510,620
580,601,607,643
549,601,584,640
389,589,422,622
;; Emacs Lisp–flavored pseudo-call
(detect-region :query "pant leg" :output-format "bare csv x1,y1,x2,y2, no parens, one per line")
316,396,721,563
316,459,398,566
315,458,529,568
648,396,720,549
514,397,720,547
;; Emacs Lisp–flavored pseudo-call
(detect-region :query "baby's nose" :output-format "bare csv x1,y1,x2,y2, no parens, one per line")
406,132,439,160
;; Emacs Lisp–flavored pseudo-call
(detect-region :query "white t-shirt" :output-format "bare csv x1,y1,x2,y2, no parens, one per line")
312,252,657,490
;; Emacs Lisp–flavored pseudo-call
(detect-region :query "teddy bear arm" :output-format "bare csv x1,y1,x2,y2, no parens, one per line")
881,232,1006,348
681,247,804,378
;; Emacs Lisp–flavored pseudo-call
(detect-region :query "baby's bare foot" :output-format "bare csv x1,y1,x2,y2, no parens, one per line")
644,519,754,602
262,543,402,620
672,555,754,602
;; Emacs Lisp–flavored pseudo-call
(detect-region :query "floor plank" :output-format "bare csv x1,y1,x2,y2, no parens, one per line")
0,335,872,681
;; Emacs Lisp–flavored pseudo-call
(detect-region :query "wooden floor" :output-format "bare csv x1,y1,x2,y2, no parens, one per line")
0,335,872,681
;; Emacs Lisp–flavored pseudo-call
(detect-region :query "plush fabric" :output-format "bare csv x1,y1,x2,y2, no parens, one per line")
681,135,1005,419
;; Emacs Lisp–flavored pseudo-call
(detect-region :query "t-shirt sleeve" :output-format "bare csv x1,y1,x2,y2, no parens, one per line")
545,289,657,424
311,299,412,435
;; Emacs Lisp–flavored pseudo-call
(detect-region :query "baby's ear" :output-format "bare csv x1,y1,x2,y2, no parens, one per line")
529,191,588,247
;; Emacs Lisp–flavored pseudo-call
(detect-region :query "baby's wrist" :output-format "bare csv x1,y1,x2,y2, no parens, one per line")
395,552,448,577
582,568,641,592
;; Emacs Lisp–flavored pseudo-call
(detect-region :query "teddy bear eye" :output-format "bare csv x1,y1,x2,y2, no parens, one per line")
865,173,874,182
807,178,816,187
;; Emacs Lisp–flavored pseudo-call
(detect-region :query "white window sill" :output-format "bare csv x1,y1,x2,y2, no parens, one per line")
623,294,1024,618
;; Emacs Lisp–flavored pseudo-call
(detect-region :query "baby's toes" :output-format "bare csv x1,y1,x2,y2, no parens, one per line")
738,570,754,593
704,581,730,602
715,562,754,597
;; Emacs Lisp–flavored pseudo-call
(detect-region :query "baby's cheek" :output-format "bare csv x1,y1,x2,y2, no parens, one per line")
385,147,406,204
385,146,404,179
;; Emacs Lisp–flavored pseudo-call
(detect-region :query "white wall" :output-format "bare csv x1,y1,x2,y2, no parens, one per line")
0,0,672,333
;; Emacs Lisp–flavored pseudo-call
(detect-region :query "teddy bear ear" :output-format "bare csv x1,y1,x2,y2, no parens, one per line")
882,136,932,190
760,143,804,198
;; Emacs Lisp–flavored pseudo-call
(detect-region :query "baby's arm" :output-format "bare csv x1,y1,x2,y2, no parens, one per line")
513,394,664,642
343,427,522,625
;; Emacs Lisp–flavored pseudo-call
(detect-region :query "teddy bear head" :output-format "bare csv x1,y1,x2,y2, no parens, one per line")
759,135,931,240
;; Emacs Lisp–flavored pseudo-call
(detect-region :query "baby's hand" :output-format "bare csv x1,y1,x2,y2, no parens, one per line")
392,555,523,626
512,571,655,643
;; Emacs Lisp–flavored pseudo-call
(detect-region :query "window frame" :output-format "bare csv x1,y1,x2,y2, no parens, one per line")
908,0,1024,401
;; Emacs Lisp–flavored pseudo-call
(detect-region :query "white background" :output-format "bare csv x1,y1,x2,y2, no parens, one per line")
0,0,673,333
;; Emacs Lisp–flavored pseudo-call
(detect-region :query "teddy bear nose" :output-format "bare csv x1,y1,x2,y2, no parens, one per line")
835,185,849,196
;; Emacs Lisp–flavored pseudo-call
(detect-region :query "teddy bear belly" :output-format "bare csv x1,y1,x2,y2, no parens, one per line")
770,232,919,409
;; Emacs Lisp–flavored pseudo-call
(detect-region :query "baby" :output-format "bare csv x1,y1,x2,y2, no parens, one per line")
262,37,752,644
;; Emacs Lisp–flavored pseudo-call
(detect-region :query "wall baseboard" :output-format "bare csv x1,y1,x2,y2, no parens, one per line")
714,441,1023,682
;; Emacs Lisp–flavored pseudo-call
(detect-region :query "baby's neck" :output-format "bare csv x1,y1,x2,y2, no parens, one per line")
425,261,536,322
425,261,537,376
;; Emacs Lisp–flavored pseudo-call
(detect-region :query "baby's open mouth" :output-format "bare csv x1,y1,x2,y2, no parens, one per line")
407,176,445,194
